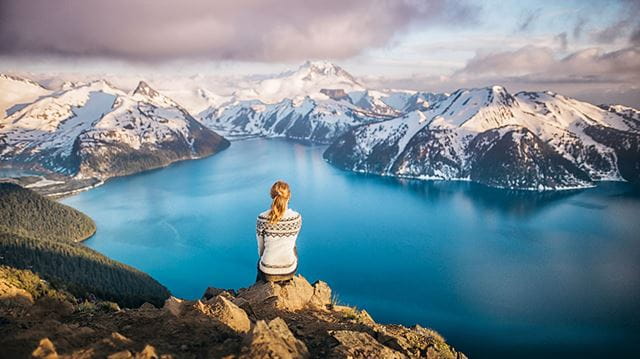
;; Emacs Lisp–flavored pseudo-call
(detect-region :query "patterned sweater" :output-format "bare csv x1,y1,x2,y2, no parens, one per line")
256,208,302,275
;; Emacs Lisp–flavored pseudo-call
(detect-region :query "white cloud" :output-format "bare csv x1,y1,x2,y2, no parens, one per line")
367,45,640,107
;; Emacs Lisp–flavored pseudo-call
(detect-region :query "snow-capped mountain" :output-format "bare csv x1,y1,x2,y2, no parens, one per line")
348,90,448,115
201,95,401,144
233,61,364,104
598,104,640,129
4,64,638,192
200,61,443,144
0,79,229,183
0,74,51,119
323,86,640,190
162,87,230,115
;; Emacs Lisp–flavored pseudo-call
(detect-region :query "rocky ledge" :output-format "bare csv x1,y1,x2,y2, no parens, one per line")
0,274,465,358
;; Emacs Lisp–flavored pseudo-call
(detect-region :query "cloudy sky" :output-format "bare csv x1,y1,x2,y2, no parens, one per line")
1,0,638,106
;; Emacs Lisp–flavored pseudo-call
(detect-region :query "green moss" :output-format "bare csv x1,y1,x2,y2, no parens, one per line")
76,300,98,313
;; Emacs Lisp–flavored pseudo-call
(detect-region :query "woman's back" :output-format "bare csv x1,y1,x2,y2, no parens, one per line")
255,180,301,281
256,208,301,276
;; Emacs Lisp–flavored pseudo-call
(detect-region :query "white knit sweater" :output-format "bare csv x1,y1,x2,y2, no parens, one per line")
256,208,302,275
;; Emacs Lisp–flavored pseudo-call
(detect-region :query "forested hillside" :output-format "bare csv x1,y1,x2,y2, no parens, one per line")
0,183,169,307
0,183,95,242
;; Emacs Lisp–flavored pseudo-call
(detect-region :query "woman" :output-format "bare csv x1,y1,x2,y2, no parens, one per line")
255,180,302,282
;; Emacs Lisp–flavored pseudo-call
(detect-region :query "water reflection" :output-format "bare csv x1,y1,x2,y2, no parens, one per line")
351,174,583,217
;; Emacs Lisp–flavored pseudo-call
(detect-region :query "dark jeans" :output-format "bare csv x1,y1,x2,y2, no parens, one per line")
255,247,298,283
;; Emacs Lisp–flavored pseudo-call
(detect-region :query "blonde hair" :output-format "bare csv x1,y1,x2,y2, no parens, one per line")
268,180,290,223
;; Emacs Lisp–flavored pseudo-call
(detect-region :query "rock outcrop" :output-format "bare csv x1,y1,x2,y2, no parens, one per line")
240,318,309,358
236,275,332,312
330,330,406,359
191,295,252,333
0,272,465,358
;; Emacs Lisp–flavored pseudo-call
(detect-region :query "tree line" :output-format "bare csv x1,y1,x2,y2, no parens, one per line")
0,183,169,307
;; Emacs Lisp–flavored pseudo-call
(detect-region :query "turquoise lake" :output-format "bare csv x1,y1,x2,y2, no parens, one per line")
61,138,640,358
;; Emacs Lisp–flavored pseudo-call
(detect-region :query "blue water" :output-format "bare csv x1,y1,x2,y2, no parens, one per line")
61,138,640,358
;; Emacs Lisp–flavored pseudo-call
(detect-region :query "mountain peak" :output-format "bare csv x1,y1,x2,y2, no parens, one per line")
296,60,360,85
490,85,507,93
87,79,120,91
485,85,517,106
232,61,364,103
133,81,160,98
300,60,340,72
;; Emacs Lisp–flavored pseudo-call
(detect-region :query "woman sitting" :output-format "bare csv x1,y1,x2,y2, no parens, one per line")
255,180,302,283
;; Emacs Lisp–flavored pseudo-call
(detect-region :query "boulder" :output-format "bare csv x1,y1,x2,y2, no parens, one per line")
32,338,58,359
135,344,159,359
162,296,185,316
309,280,332,310
240,317,308,359
203,286,236,301
189,296,251,333
358,309,375,325
230,296,251,311
237,275,332,312
210,295,251,333
0,285,34,307
330,330,406,359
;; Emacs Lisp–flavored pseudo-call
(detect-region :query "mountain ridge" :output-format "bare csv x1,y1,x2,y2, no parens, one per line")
231,60,365,104
2,66,639,192
323,85,640,190
198,62,443,144
0,73,52,119
0,79,229,194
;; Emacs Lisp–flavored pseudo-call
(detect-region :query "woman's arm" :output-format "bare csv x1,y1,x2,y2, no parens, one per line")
256,219,264,257
256,233,264,257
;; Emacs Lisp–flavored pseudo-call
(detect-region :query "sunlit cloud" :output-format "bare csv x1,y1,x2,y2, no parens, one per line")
0,0,477,62
0,0,638,107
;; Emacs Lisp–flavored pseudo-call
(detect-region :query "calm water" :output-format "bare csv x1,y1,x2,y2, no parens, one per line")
61,138,640,358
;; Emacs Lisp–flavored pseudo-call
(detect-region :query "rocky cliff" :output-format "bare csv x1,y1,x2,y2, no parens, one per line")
0,269,465,358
